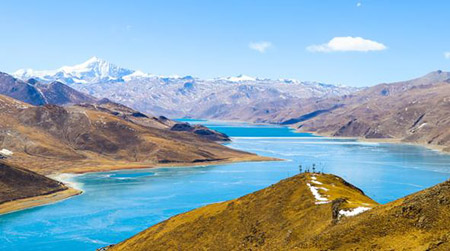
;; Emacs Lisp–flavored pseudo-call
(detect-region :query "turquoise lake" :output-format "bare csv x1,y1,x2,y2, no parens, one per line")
1,121,449,250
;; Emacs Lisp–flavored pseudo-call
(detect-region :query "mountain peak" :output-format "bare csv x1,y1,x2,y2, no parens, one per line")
419,70,450,83
218,74,257,82
81,56,111,66
86,56,101,62
13,57,135,84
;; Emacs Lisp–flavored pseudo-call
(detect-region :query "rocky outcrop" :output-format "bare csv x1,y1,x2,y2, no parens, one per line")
170,123,230,141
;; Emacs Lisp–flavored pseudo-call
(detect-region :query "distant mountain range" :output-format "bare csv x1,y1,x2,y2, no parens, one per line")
12,57,359,118
8,58,450,151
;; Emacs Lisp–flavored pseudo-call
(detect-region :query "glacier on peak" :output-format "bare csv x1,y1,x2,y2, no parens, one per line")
13,56,134,84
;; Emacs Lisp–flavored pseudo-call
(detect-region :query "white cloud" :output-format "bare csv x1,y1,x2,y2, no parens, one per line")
249,41,272,53
307,36,387,52
445,52,450,59
356,2,362,7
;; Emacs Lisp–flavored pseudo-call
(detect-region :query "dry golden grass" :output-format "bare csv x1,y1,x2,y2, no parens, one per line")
309,174,378,210
110,173,450,251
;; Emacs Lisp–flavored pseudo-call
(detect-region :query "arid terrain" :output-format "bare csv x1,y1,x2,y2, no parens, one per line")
274,71,450,152
109,173,450,251
0,94,269,175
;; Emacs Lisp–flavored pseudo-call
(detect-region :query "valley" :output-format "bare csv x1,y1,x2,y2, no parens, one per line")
0,71,272,216
3,2,450,250
0,122,449,250
2,58,449,251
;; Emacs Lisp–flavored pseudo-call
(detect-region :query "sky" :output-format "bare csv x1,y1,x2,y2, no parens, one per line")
1,0,450,87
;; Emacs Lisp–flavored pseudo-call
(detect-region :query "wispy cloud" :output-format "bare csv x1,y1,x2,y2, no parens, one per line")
356,2,362,7
307,36,387,52
445,52,450,59
249,41,272,53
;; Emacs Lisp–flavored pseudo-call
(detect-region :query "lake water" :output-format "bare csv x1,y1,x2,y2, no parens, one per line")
1,121,449,250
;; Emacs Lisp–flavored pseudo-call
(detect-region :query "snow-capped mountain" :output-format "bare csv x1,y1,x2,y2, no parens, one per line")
13,57,135,84
13,57,360,121
218,74,258,82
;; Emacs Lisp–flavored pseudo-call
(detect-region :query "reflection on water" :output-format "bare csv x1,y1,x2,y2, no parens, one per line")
1,121,449,251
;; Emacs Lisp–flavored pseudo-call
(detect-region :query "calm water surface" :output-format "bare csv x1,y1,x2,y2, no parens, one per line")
1,121,449,250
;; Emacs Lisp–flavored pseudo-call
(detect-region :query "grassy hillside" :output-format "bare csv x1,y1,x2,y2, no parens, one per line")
109,173,449,250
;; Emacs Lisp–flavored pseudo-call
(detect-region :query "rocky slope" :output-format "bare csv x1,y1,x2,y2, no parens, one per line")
280,71,450,152
0,94,267,175
12,57,358,119
0,72,96,106
0,72,46,105
108,173,450,251
34,80,97,105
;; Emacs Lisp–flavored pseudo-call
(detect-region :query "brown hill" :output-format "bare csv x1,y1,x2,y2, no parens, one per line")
109,173,449,251
0,94,268,175
280,71,450,152
0,161,81,214
79,98,230,141
0,162,67,204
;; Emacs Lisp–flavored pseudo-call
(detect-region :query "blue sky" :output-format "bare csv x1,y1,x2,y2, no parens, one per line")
1,0,449,86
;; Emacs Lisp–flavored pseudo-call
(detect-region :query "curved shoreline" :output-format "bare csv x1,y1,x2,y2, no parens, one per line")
0,155,281,216
0,188,82,216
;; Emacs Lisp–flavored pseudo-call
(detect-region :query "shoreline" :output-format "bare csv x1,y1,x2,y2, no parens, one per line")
0,188,82,216
297,130,449,155
62,155,280,174
0,155,281,216
3,120,446,217
188,119,449,154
